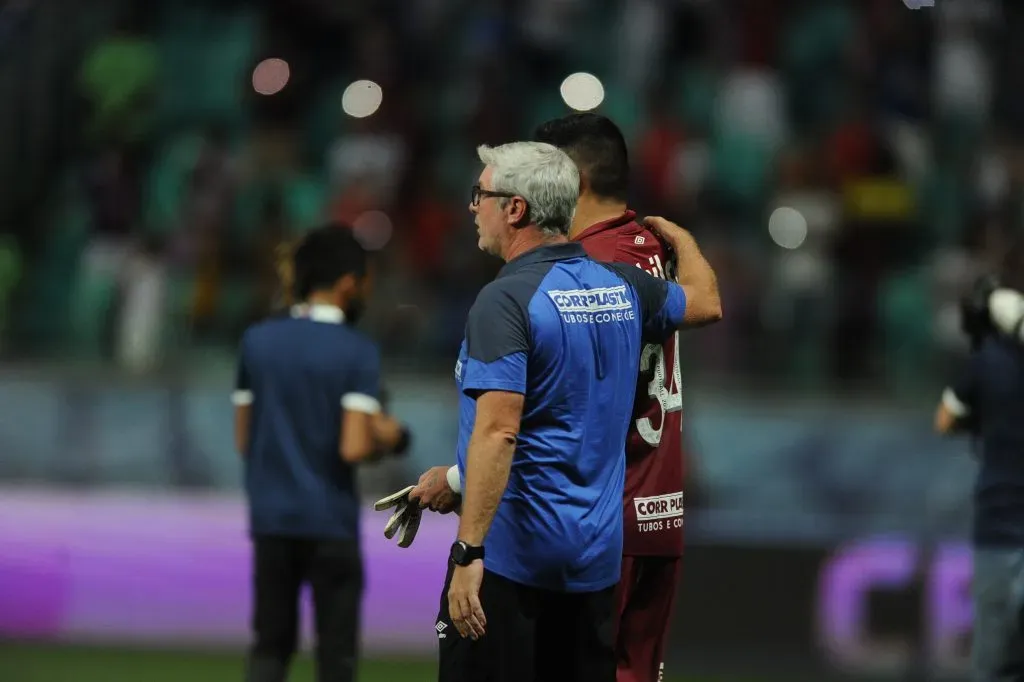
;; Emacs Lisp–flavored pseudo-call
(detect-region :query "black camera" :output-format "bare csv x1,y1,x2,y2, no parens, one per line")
960,274,1001,347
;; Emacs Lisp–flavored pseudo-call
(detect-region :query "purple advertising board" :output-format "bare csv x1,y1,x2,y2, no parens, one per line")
0,488,975,677
0,489,457,652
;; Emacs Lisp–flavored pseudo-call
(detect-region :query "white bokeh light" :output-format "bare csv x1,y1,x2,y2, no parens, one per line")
342,80,383,118
768,206,808,249
252,58,290,96
559,72,605,112
352,211,393,251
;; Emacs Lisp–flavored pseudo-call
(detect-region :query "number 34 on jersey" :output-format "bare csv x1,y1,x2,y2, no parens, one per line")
634,254,682,447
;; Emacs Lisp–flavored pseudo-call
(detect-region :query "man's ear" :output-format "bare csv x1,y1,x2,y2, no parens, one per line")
509,197,531,229
334,273,359,301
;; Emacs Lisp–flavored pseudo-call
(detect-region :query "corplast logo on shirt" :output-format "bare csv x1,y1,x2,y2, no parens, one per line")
547,285,636,324
634,492,684,532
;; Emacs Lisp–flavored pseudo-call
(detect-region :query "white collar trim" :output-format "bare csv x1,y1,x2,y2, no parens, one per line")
291,304,345,324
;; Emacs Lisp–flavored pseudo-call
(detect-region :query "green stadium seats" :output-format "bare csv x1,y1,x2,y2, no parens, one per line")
879,268,935,394
709,132,772,211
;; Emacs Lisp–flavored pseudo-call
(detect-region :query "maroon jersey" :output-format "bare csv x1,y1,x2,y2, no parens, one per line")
575,210,684,557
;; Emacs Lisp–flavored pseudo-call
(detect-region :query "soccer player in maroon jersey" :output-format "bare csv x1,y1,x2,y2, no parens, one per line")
535,113,694,682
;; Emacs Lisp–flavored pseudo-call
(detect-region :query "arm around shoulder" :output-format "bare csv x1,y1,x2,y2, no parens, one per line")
643,217,722,327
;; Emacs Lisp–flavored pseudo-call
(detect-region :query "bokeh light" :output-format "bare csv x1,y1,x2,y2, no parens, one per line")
251,58,290,96
768,207,808,249
559,72,605,112
352,211,393,251
342,80,383,118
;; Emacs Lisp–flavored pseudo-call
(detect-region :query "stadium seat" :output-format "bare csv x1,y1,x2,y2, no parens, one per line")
22,197,91,347
879,268,935,393
282,174,327,235
0,235,23,347
144,133,204,238
68,254,119,359
157,6,255,127
674,64,718,132
709,132,772,213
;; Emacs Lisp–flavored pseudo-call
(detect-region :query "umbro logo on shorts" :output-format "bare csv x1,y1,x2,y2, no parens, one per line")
435,620,448,639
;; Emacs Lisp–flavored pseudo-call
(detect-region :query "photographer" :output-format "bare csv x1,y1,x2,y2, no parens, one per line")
934,265,1024,681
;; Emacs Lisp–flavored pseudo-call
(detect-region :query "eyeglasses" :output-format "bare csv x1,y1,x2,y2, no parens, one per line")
471,184,517,207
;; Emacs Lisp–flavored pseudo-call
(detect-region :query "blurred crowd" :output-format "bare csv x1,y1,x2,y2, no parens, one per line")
1,0,1023,395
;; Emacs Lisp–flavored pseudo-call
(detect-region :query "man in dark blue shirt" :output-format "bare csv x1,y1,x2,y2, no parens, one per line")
400,141,721,682
234,225,409,682
935,271,1024,682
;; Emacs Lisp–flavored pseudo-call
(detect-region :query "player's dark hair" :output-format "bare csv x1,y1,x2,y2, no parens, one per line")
533,113,630,202
291,224,369,300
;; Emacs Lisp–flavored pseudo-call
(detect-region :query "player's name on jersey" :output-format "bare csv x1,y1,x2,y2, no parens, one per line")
635,254,669,280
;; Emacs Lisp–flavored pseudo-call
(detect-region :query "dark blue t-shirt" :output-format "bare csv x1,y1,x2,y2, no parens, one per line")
234,304,381,541
452,242,687,592
948,336,1024,547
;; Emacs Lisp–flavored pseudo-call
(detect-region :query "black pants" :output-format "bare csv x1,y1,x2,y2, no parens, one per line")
436,561,616,682
245,535,363,682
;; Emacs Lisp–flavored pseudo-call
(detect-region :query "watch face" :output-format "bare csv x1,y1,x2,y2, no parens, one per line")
451,542,466,564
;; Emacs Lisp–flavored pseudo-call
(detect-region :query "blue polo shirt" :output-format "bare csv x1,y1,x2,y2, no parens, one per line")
946,336,1024,547
453,242,687,592
234,304,382,541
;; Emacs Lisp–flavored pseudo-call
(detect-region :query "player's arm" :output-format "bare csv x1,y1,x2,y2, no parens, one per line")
371,412,411,456
989,288,1024,343
643,216,722,327
232,338,254,456
339,343,384,463
456,283,529,547
934,356,979,436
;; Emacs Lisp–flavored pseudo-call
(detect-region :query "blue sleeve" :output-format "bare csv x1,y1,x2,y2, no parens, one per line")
462,282,530,396
607,262,687,343
231,334,253,406
342,340,383,414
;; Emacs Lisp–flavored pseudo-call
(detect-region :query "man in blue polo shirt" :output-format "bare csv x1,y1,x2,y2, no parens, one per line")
935,265,1024,682
383,141,721,682
234,225,410,682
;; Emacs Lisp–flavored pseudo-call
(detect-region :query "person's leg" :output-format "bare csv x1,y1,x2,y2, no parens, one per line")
972,548,1024,682
436,562,537,682
615,557,681,682
614,556,640,681
536,584,617,682
308,538,363,682
246,536,304,682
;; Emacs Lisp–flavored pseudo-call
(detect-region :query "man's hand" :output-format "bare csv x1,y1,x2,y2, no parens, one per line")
448,560,486,640
642,216,722,327
642,215,690,247
410,465,462,514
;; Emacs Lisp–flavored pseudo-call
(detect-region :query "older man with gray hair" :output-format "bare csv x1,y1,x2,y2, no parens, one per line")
376,141,721,682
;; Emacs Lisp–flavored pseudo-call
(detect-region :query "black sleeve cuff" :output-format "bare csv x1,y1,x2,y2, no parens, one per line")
391,425,412,456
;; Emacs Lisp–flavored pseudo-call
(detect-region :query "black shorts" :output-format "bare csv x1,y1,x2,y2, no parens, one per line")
435,561,616,682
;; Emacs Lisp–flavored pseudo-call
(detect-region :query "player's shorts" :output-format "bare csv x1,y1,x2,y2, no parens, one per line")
614,556,682,682
435,560,616,682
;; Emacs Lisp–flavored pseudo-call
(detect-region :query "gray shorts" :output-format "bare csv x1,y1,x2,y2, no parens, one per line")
973,548,1024,682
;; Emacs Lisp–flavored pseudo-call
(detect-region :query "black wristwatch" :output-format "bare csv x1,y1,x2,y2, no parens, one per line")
449,540,484,566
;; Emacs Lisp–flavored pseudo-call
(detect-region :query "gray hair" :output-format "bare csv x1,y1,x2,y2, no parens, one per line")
477,142,579,237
